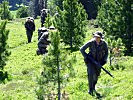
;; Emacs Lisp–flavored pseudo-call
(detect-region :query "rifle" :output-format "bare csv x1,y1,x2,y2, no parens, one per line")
87,55,114,78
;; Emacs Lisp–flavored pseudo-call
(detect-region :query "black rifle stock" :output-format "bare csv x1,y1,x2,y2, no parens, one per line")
87,55,114,78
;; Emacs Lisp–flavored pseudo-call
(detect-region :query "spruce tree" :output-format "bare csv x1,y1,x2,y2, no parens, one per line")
0,21,10,81
44,13,53,28
54,0,88,51
33,0,39,18
97,0,133,55
39,0,45,12
31,0,45,18
36,30,75,100
55,0,63,10
0,0,12,20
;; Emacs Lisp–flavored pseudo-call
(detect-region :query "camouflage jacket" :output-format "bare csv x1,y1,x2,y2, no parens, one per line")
80,38,108,62
25,21,35,31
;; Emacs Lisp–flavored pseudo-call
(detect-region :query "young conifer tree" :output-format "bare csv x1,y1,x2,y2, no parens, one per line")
44,13,53,28
0,21,10,81
54,0,88,51
0,0,12,20
97,0,133,55
36,30,75,100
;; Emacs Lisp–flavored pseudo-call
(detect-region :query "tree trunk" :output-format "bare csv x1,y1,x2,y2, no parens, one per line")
34,0,39,18
57,55,60,100
3,1,6,19
125,2,132,55
44,0,48,9
109,49,112,66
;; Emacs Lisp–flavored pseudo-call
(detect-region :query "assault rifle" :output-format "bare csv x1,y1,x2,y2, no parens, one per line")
87,55,114,78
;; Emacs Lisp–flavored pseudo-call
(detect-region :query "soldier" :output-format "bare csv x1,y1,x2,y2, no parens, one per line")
37,27,50,55
41,9,47,27
24,17,35,43
80,31,108,96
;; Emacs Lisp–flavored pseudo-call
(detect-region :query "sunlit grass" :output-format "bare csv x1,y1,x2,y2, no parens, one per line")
0,18,133,99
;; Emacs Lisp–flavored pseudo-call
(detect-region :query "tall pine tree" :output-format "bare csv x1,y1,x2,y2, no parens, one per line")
31,0,45,18
36,30,75,100
97,0,133,55
54,0,88,51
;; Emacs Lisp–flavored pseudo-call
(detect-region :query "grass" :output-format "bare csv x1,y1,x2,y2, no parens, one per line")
66,50,133,99
0,18,133,100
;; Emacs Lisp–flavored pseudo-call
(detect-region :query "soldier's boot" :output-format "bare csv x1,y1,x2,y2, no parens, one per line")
36,49,41,55
93,90,100,96
26,31,33,43
94,91,102,99
27,34,31,43
89,92,93,96
41,23,44,27
88,90,94,96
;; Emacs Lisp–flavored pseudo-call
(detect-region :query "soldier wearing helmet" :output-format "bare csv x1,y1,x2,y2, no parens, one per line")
40,9,47,27
80,31,108,96
24,17,35,43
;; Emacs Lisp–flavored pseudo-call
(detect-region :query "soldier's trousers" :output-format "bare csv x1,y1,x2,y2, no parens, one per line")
26,30,33,43
86,61,101,92
41,21,45,27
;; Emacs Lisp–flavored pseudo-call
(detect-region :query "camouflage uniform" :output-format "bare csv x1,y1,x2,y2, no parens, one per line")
80,38,108,94
37,27,50,55
25,17,35,43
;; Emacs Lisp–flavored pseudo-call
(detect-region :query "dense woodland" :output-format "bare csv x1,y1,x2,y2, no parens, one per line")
0,0,99,19
0,0,133,99
0,0,30,10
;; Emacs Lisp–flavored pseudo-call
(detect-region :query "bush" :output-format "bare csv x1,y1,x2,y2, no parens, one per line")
54,0,88,51
109,56,133,70
16,6,29,18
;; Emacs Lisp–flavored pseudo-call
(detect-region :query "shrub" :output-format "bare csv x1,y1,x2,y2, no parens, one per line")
16,6,29,18
0,0,12,20
109,56,133,70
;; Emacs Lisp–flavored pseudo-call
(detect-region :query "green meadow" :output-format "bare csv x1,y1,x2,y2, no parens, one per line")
0,19,133,100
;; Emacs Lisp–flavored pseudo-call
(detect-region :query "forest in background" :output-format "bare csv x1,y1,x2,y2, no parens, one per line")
0,0,99,19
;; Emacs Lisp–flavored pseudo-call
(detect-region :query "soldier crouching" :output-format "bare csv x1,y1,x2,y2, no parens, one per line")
37,27,50,55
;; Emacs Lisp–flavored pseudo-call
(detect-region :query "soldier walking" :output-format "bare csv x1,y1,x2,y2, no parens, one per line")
80,31,108,96
24,17,35,43
41,9,47,27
